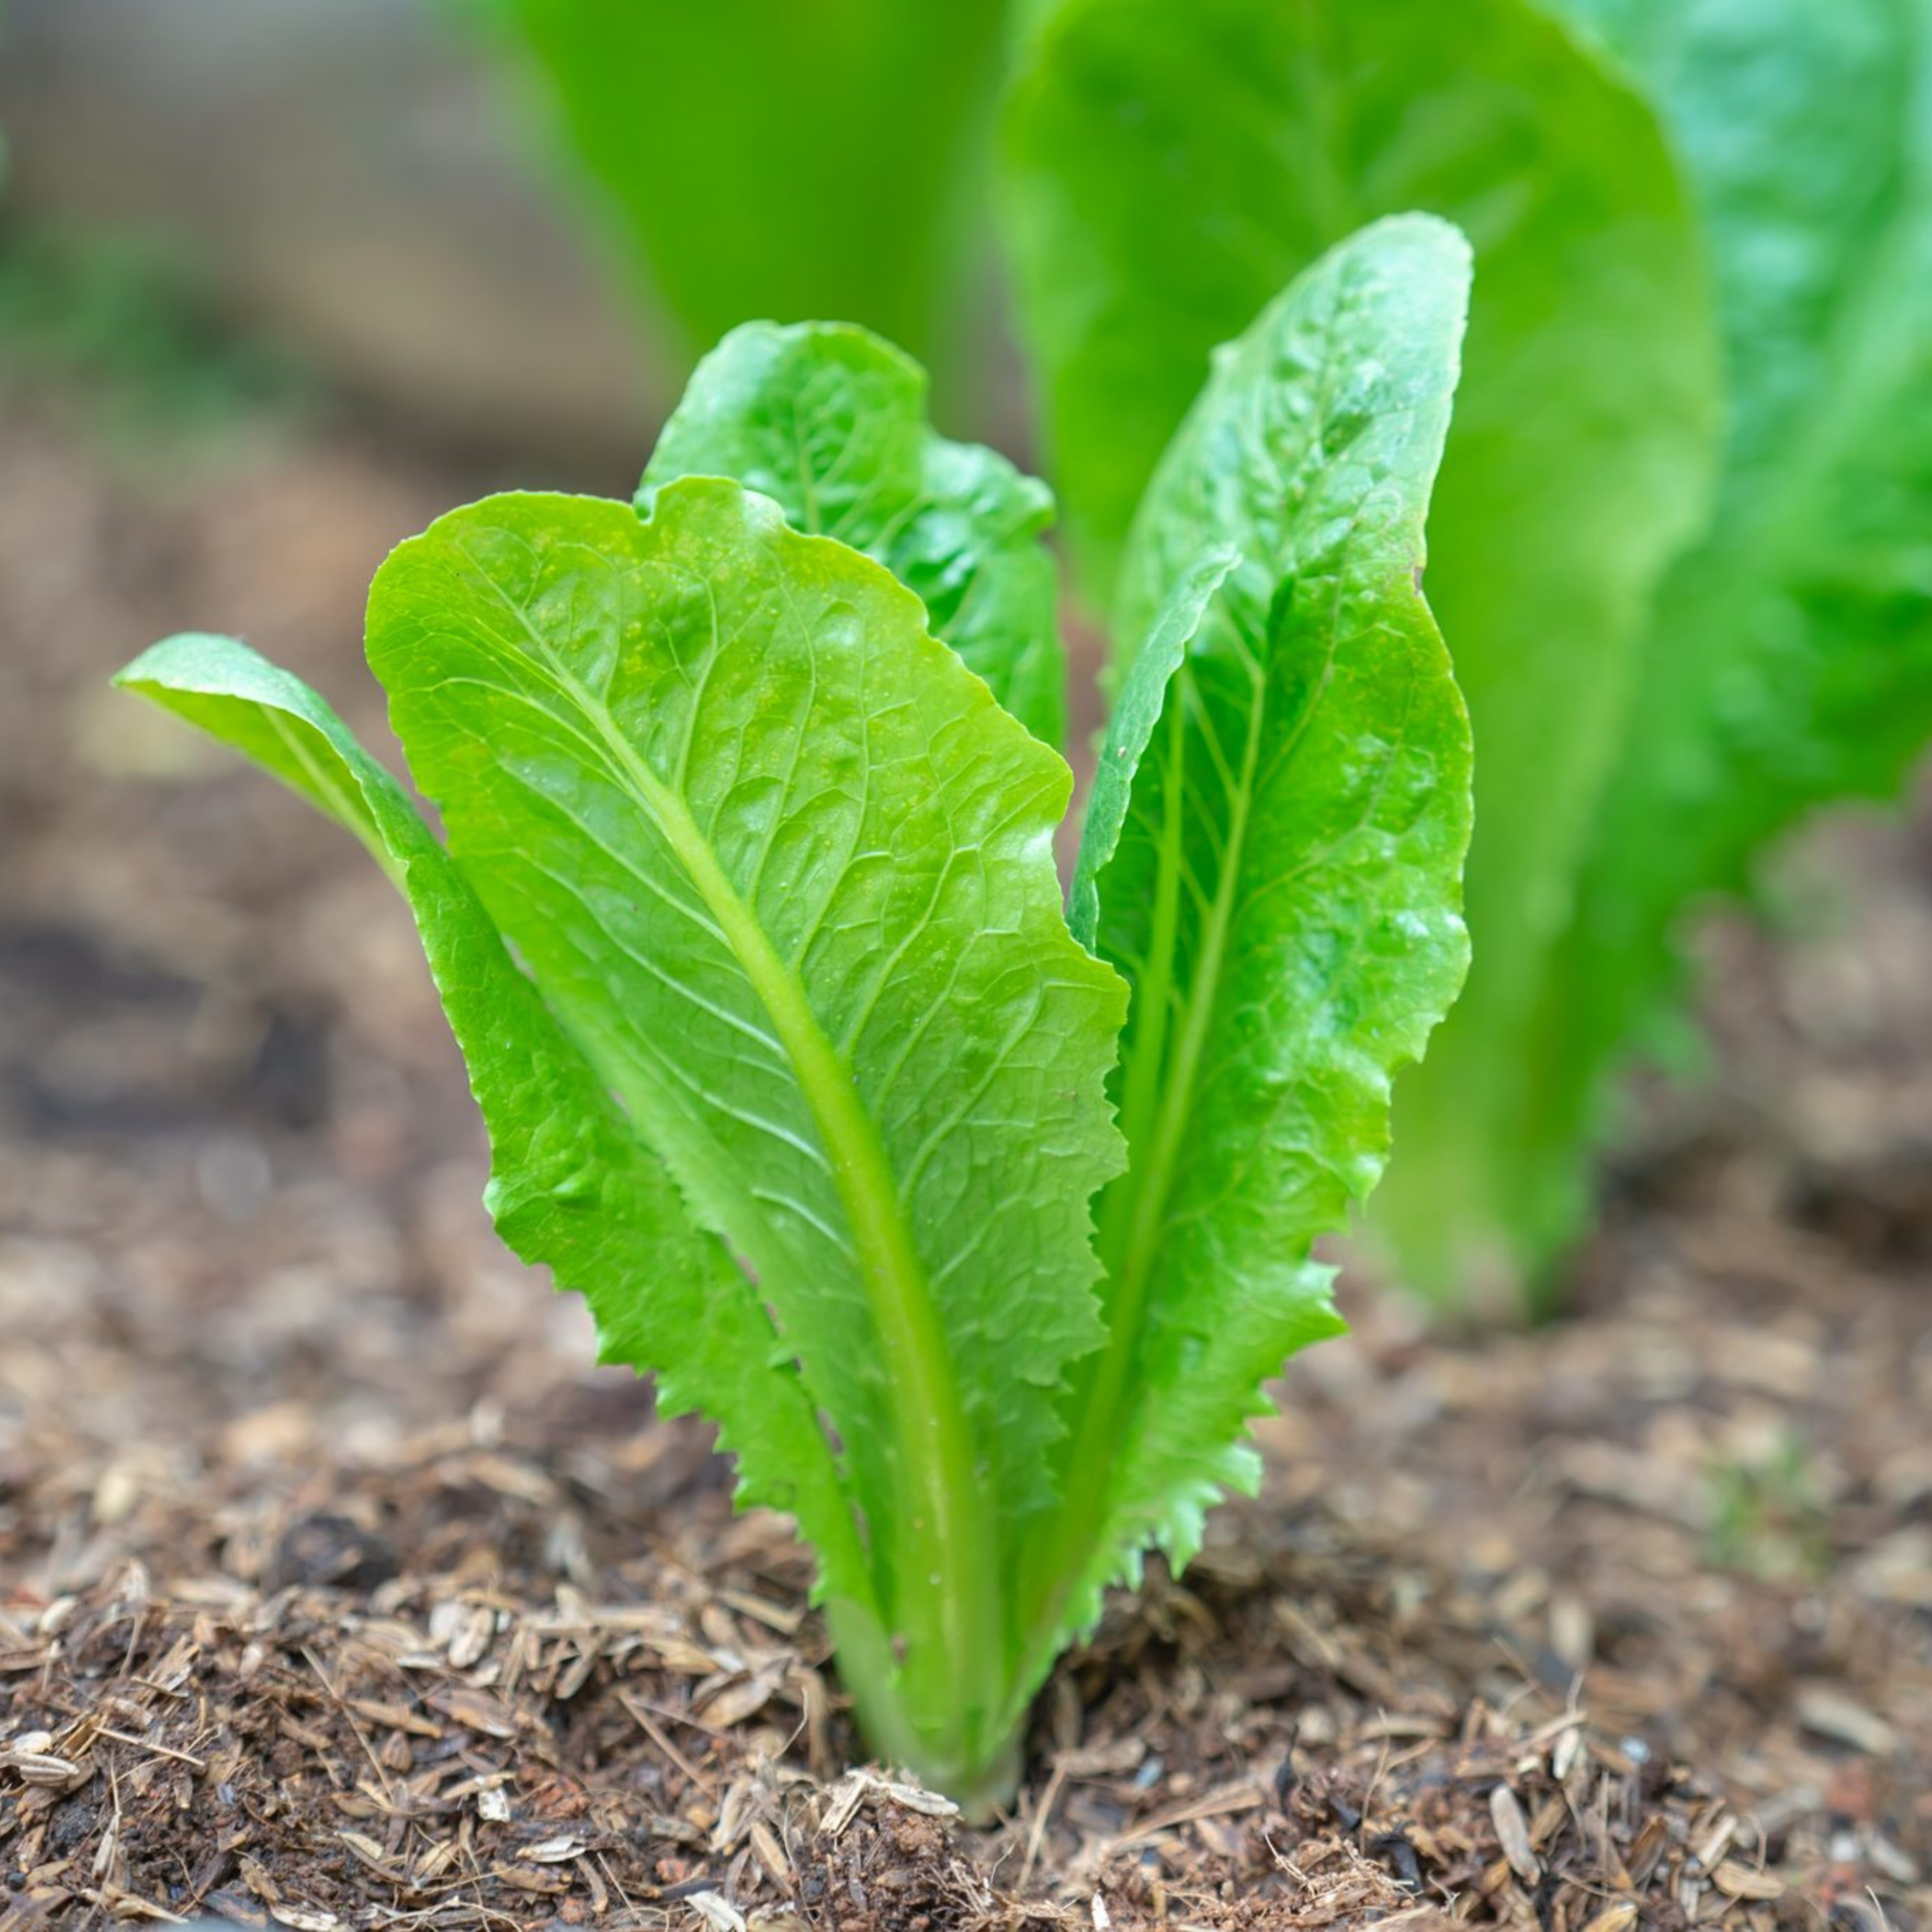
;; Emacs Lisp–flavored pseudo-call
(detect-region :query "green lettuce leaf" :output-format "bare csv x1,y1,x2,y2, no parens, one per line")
108,634,880,1641
364,477,1127,1776
639,320,1066,747
1023,215,1474,1672
1508,0,1932,1291
999,0,1721,1305
503,0,1006,374
1069,547,1239,950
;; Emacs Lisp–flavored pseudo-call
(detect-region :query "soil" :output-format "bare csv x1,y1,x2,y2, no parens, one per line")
2,376,1930,1930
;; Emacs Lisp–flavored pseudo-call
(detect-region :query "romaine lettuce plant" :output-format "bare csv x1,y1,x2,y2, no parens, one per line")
114,215,1473,1807
1502,0,1932,1299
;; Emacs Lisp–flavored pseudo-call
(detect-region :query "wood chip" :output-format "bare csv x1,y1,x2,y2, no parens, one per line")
1,1747,87,1787
492,1865,571,1895
821,1772,868,1840
98,1889,186,1922
1579,1905,1638,1932
347,1696,441,1738
335,1832,408,1884
748,1818,790,1888
1793,1683,1901,1756
429,1686,520,1739
697,1668,781,1731
1712,1860,1787,1902
268,1907,339,1932
1490,1784,1540,1885
685,1893,747,1932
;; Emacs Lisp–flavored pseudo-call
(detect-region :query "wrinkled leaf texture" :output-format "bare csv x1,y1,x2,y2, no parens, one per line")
640,320,1066,748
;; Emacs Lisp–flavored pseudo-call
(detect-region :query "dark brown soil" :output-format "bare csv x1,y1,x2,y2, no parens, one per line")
2,381,1929,1930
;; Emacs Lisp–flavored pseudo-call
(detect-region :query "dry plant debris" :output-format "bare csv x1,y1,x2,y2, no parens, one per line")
3,386,1930,1927
2,1455,1890,1931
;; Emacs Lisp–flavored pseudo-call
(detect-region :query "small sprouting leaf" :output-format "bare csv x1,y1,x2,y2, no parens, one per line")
640,320,1067,746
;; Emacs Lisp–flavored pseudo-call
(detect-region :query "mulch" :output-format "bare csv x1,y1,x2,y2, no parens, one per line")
2,380,1929,1929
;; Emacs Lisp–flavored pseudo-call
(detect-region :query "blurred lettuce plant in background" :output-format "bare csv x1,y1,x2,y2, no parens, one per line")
1001,0,1932,1313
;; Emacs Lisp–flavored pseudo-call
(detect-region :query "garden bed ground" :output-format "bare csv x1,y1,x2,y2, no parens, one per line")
2,383,1930,1929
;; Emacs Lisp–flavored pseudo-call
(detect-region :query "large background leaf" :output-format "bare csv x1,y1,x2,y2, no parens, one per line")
503,0,1008,382
1024,217,1473,1674
365,479,1126,1755
1510,0,1932,1289
1000,0,1721,1304
640,321,1066,746
109,634,881,1645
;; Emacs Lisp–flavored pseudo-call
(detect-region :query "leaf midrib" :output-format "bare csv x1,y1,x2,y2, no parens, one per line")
1013,637,1270,1686
1078,280,1360,1476
1102,649,1269,1397
532,639,1001,1710
1021,254,1369,1670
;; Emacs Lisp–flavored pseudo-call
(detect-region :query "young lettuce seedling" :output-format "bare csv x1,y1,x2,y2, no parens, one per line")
114,215,1473,1808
